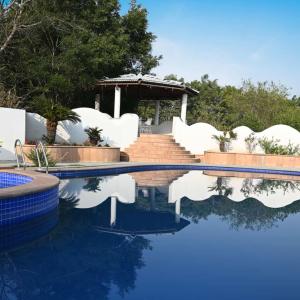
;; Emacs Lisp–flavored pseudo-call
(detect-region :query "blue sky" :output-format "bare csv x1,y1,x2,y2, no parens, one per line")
121,0,300,96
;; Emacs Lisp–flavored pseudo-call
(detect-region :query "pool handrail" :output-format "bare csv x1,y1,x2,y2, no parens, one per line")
35,141,49,174
14,139,27,170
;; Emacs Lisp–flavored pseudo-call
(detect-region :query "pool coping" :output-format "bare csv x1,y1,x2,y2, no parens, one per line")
0,170,59,199
44,162,300,179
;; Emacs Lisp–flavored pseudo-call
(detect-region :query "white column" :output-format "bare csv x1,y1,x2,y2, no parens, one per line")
175,198,181,224
114,86,121,118
110,196,117,226
154,100,160,126
181,93,188,123
95,94,100,111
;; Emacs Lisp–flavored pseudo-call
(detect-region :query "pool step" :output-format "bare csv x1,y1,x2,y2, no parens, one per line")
122,134,200,163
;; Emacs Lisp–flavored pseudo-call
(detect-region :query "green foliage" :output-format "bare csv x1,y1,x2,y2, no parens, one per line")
258,137,300,155
84,127,103,146
29,96,81,144
30,96,81,124
0,0,160,108
0,84,20,108
189,74,230,129
26,148,57,167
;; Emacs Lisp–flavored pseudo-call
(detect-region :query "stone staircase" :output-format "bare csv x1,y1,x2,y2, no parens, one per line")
122,134,200,163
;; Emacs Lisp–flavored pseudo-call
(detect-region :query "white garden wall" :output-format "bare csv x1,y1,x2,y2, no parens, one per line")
0,108,26,161
172,117,300,155
26,108,139,150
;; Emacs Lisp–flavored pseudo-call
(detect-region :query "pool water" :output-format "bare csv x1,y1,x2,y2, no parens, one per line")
0,172,32,189
1,170,300,300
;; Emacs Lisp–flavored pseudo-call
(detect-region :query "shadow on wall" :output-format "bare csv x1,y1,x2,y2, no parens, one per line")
0,148,16,161
26,108,139,150
172,117,300,155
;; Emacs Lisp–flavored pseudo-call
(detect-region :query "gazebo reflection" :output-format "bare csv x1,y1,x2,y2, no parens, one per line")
96,198,190,236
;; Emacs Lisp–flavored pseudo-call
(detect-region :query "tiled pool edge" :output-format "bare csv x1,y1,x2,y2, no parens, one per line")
0,171,59,225
47,163,300,179
0,170,59,199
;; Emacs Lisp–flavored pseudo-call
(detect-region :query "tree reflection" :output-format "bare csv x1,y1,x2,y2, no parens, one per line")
83,177,103,192
241,178,300,197
208,177,233,197
0,203,151,300
180,196,300,231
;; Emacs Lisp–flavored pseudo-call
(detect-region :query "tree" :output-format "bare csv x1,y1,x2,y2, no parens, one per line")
0,0,34,53
0,0,161,109
30,96,80,144
122,0,161,74
224,80,300,131
188,74,231,129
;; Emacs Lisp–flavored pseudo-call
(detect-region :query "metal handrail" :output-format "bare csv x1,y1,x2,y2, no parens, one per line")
35,141,49,174
14,139,27,170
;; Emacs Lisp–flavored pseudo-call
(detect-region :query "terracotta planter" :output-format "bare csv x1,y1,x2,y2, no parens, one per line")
19,145,120,163
203,151,300,168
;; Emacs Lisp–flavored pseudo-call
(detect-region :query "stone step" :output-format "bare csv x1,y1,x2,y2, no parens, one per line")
125,149,191,155
122,134,199,163
137,137,176,143
131,141,181,147
124,145,186,154
128,154,197,159
130,157,200,163
125,143,183,149
139,134,174,139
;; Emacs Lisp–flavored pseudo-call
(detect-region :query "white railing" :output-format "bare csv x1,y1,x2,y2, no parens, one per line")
14,139,27,170
35,141,49,174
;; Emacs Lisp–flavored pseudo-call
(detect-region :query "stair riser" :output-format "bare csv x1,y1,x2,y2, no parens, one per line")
137,138,176,143
128,155,197,159
124,134,200,163
125,144,185,150
125,150,191,155
129,158,200,163
130,142,182,147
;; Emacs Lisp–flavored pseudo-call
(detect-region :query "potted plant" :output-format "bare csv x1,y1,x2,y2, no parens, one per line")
84,127,104,146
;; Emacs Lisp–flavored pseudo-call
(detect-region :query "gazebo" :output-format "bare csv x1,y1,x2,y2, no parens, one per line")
94,74,199,124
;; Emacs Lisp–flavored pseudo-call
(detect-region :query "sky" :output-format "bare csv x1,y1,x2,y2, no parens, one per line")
120,0,300,96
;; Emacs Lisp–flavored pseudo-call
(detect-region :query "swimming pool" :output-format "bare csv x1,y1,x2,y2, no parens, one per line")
1,168,300,299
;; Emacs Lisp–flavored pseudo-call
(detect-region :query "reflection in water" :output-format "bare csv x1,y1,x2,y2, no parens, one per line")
1,170,300,299
59,170,300,232
0,203,151,300
0,209,58,252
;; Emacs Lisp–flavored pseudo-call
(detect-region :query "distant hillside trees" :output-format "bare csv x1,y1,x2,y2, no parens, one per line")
138,74,300,132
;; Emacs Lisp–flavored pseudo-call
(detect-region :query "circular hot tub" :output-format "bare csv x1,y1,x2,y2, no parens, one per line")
0,170,59,226
0,172,33,189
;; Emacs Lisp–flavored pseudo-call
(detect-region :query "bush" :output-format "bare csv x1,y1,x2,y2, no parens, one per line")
258,137,300,155
26,148,57,167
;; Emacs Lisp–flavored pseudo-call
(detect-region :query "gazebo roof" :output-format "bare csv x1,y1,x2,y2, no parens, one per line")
95,73,199,100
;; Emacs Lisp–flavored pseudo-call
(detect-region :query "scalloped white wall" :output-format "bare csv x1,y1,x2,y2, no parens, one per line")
172,117,300,155
26,108,139,150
